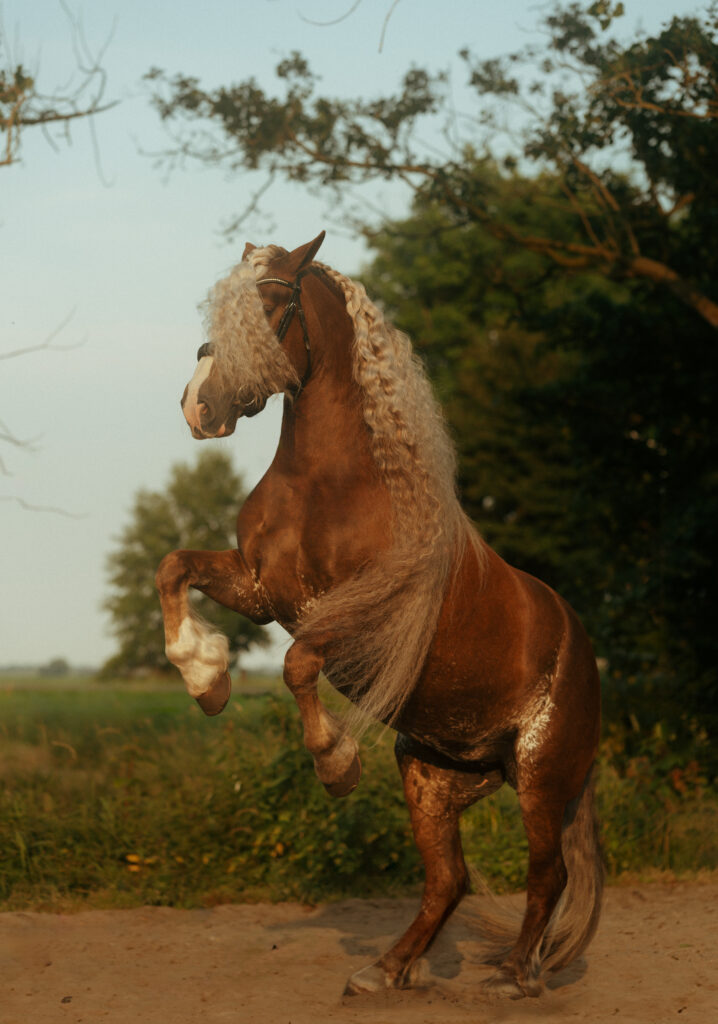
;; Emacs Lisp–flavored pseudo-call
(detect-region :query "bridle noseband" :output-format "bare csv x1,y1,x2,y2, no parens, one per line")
197,269,313,400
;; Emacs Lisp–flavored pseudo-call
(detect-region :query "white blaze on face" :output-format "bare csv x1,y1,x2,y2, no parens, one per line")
183,355,215,431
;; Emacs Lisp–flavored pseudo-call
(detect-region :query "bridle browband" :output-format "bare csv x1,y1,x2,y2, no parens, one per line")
197,268,313,400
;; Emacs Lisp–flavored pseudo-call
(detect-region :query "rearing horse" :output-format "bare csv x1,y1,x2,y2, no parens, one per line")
156,232,603,999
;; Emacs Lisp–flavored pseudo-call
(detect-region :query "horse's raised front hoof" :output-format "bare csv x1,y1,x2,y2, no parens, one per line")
321,753,360,798
482,966,543,1000
195,670,231,716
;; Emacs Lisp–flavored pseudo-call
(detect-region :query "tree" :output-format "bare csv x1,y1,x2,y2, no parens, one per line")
361,161,718,731
361,165,589,587
1,9,115,169
145,3,718,327
102,450,268,677
39,656,70,677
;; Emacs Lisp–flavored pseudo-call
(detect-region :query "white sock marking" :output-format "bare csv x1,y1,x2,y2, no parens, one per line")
166,616,229,697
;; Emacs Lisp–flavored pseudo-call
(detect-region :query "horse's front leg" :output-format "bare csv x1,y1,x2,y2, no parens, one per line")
155,548,271,715
283,641,361,798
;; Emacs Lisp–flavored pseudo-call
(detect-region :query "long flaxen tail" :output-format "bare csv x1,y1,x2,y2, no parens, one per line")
472,766,604,974
541,767,604,972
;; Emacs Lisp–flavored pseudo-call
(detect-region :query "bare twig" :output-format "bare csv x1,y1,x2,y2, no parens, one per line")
0,495,86,517
298,0,363,28
0,309,80,360
378,0,402,53
220,171,277,237
297,0,402,52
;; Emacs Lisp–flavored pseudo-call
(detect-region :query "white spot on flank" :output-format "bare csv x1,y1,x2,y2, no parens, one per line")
516,690,556,763
166,616,228,697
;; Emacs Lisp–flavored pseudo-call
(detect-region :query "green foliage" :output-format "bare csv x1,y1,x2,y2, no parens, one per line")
146,5,718,326
362,166,718,737
361,169,588,586
102,449,267,676
0,682,421,908
598,683,718,873
0,678,716,911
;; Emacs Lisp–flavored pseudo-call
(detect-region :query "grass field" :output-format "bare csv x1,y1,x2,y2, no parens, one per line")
1,673,716,912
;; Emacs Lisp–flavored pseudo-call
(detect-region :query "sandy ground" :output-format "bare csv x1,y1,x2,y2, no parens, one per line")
2,883,716,1024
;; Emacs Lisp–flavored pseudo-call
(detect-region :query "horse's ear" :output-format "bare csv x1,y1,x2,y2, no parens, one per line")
242,242,257,260
286,231,326,274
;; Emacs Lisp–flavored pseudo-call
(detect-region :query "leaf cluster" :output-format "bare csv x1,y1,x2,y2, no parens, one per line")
146,4,718,327
146,52,445,188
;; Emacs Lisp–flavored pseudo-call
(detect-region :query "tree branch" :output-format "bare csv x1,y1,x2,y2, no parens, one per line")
0,309,80,360
0,495,85,517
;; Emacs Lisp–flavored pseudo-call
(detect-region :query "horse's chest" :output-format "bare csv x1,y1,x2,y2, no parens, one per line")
237,485,389,627
236,518,341,628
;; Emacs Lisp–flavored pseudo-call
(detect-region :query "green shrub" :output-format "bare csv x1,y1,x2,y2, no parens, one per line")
1,677,716,911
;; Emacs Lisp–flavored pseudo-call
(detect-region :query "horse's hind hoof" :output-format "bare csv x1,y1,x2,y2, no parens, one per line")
322,751,362,798
195,670,231,716
482,967,542,999
344,964,389,995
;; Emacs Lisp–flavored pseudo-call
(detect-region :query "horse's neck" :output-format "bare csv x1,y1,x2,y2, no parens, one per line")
242,327,392,620
274,298,380,489
276,370,379,490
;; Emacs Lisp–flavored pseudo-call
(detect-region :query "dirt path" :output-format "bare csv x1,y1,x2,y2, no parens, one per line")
2,883,716,1024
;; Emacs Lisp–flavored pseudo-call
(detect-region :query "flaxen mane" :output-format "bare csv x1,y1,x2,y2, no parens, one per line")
212,245,482,730
201,261,299,403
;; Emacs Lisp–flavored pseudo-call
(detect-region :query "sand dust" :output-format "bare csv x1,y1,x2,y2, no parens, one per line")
2,883,716,1024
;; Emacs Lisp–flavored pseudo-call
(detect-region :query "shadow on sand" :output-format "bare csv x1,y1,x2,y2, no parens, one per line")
265,892,587,994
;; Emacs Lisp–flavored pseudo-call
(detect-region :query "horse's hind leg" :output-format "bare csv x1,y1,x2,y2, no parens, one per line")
483,779,569,998
283,641,361,798
346,741,503,994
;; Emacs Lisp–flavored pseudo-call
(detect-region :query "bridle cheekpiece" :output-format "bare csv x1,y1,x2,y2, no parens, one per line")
256,269,312,398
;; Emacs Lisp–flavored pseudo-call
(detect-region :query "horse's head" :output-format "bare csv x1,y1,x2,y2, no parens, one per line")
181,231,326,439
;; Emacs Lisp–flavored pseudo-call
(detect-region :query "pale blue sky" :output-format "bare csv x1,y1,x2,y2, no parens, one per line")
0,0,704,669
